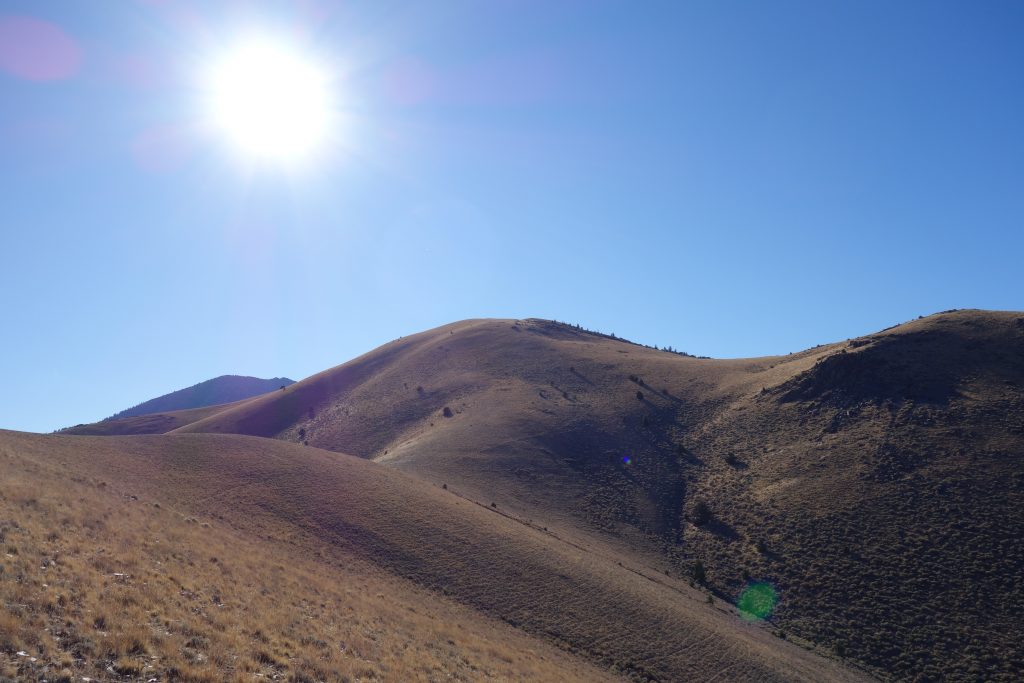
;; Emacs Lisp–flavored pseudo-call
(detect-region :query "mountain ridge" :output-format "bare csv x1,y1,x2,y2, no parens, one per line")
169,309,1024,680
107,374,295,420
47,309,1024,680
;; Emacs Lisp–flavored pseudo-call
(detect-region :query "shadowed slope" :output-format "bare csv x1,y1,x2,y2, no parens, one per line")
685,310,1024,680
170,310,1024,680
0,430,867,683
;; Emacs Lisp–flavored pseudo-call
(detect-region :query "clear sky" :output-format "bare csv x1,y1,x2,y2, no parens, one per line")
1,1,1022,433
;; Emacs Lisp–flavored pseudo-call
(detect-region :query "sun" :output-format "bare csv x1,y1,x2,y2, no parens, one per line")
204,37,333,163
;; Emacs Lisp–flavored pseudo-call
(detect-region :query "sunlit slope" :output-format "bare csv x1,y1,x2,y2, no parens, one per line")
0,431,611,683
172,310,1024,680
0,430,866,683
173,318,789,534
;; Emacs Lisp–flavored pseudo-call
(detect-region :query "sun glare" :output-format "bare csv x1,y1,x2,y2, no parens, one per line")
205,38,333,163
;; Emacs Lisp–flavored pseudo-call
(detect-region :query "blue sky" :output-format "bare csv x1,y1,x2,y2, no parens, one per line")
1,1,1022,432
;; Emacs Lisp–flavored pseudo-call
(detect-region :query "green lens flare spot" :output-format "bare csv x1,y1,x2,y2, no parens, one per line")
737,582,778,621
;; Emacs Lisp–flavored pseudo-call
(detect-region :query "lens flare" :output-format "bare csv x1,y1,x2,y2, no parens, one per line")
737,582,778,621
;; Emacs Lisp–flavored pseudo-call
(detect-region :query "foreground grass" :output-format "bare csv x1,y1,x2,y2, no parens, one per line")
0,447,604,682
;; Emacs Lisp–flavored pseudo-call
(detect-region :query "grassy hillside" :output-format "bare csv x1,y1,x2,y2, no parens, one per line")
0,434,604,682
0,430,864,682
106,375,295,420
164,310,1024,680
683,311,1024,681
57,376,296,435
58,402,248,436
58,376,296,437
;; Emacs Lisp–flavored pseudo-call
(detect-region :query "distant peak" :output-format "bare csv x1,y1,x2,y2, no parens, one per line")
105,375,296,421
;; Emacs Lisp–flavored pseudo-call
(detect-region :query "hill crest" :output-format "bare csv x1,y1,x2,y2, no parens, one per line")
170,309,1024,681
45,309,1024,680
106,374,294,421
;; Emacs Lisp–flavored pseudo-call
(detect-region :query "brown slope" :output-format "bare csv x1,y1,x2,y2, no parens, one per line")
172,310,1024,681
172,318,782,538
107,375,295,420
0,429,867,683
59,395,265,436
0,431,610,683
681,309,1024,681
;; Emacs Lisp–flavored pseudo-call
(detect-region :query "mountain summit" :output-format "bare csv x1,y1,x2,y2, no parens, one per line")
106,375,295,420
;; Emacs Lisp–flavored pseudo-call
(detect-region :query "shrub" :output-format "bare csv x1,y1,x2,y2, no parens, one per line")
691,501,711,526
691,560,706,583
442,407,453,418
636,391,644,401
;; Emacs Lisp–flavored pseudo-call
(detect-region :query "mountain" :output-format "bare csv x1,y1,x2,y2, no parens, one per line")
61,375,295,434
57,402,247,436
108,374,295,419
0,429,864,682
49,310,1024,680
157,309,1023,681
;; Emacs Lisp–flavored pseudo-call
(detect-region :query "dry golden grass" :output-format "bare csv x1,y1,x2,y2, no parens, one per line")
0,430,864,682
0,438,616,682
